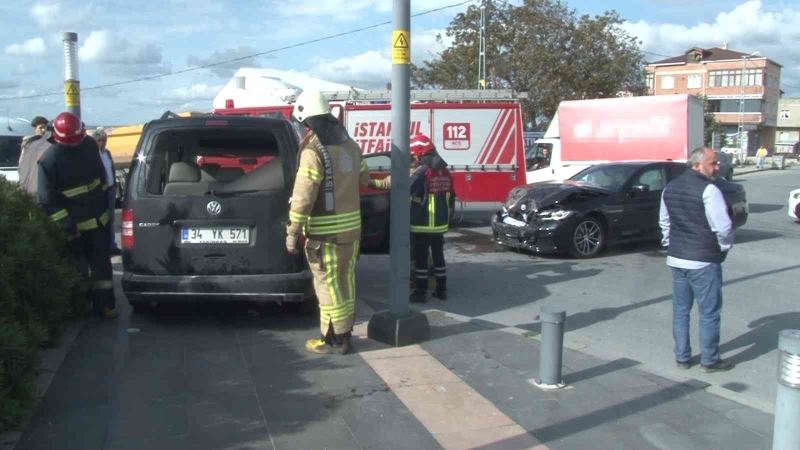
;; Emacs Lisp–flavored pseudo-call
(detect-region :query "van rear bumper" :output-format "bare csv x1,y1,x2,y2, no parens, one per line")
122,270,313,303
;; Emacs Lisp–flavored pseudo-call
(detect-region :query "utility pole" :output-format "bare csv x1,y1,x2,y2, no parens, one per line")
738,51,759,162
477,0,487,89
367,0,430,347
62,32,80,118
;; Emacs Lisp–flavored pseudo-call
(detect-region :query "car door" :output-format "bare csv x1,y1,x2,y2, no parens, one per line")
620,164,667,239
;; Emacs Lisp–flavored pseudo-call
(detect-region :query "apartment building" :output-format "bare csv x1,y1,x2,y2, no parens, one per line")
776,98,800,155
645,46,782,154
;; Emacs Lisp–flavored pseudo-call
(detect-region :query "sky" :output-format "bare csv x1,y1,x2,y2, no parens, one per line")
0,0,798,126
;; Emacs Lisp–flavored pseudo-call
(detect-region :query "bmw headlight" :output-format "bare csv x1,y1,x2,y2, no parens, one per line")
536,209,574,221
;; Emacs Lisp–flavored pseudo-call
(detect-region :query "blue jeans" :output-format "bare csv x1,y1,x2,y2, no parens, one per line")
671,264,723,365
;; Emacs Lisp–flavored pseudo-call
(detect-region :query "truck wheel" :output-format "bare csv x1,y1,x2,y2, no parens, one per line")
569,217,605,258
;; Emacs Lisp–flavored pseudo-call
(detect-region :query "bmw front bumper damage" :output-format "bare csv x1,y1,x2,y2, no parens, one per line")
491,212,572,254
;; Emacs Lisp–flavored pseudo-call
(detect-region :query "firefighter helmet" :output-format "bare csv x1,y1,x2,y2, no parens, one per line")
292,90,330,123
52,112,85,146
409,134,435,156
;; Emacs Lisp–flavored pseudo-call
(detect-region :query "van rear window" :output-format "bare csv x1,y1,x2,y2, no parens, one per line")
143,128,286,196
0,136,23,167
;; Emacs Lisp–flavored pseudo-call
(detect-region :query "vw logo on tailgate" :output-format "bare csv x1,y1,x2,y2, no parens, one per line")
206,201,222,216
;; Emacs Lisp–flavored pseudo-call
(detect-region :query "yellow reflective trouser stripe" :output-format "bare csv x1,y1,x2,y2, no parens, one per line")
347,240,359,306
49,209,68,222
320,243,351,321
298,167,323,183
92,280,113,290
75,212,109,231
411,225,449,233
62,178,102,198
360,160,368,173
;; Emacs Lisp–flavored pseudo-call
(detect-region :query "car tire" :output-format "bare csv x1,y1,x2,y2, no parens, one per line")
289,295,318,315
569,216,605,258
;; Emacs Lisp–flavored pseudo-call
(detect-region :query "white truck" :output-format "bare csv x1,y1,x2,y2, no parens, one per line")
526,94,705,184
0,117,33,183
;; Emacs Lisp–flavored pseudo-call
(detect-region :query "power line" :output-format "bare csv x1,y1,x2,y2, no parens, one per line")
0,0,476,103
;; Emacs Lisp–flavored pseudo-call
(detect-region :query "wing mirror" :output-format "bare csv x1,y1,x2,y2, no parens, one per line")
629,184,650,196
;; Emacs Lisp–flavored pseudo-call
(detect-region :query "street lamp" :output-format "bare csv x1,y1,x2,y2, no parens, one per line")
738,50,759,163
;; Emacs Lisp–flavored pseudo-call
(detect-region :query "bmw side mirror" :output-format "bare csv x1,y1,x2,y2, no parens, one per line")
630,184,650,196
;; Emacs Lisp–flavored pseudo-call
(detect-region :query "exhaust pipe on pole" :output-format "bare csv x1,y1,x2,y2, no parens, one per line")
62,32,80,118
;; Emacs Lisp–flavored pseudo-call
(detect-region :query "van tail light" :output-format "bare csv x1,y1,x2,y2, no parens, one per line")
225,99,234,108
298,234,306,251
121,208,134,249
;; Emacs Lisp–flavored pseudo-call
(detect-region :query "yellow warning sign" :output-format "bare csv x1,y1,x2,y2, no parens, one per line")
64,81,80,107
392,30,410,64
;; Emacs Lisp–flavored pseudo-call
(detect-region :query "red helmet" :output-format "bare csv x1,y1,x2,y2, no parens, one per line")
52,112,85,146
409,134,435,156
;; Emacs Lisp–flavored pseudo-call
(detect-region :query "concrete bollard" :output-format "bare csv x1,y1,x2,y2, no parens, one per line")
773,329,800,450
534,306,567,390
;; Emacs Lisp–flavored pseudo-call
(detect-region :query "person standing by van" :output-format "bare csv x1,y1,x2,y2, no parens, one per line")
91,128,122,255
285,90,370,355
38,112,117,319
17,116,50,196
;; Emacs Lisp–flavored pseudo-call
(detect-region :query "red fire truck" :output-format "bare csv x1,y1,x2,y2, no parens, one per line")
213,89,527,203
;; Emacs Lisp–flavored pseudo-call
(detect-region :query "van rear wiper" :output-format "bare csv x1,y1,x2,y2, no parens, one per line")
205,188,264,196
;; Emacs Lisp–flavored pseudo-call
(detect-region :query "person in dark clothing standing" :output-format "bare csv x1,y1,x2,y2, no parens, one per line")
660,147,734,372
38,112,117,319
407,134,455,303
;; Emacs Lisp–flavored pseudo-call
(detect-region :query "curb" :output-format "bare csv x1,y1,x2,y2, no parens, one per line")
1,320,86,450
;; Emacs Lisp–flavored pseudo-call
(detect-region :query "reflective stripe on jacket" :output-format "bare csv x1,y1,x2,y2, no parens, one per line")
410,165,455,234
287,132,371,243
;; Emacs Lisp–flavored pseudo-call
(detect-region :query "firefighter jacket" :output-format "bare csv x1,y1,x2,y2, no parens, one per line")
288,129,370,244
37,137,110,237
410,153,455,234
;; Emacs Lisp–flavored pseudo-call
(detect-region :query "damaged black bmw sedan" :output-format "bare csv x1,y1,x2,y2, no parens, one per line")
492,162,748,258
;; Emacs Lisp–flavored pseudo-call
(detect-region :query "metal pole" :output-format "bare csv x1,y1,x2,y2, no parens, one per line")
62,32,80,118
389,0,411,317
773,329,800,450
535,306,567,389
738,56,746,163
477,0,487,89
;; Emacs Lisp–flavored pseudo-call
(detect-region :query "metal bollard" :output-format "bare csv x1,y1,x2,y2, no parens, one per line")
773,330,800,450
535,306,566,390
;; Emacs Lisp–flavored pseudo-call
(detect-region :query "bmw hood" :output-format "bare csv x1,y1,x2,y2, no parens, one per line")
503,182,608,214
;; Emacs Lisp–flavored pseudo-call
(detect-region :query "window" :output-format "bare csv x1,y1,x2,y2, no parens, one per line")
646,73,654,90
570,164,639,191
687,74,702,89
708,69,762,87
660,75,674,89
780,110,790,119
708,99,762,113
0,136,23,167
635,168,666,191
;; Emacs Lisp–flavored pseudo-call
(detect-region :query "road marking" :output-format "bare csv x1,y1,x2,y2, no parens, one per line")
354,324,547,450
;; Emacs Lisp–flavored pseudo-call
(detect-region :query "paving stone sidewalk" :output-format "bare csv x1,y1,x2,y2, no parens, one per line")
8,297,774,450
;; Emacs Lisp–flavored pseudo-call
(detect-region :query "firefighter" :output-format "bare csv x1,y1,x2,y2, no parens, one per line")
286,90,371,355
407,134,455,303
37,112,117,319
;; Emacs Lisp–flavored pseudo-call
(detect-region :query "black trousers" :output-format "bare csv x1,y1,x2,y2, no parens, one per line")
70,226,114,314
412,233,446,294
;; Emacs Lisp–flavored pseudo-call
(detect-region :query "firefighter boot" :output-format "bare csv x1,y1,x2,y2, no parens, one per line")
433,277,447,301
305,333,350,355
410,289,427,303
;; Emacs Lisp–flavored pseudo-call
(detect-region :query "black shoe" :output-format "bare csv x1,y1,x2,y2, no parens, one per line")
676,360,691,370
700,359,733,373
433,290,447,301
410,291,427,303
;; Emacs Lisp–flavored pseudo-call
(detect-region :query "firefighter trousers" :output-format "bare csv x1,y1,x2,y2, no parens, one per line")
70,226,114,314
304,238,360,337
412,233,446,294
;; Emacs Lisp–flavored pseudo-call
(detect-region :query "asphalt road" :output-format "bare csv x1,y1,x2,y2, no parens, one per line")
358,166,799,413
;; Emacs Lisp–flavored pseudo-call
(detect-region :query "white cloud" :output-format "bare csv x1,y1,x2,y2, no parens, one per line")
187,46,271,78
272,0,470,22
31,2,60,27
79,30,162,65
0,80,19,89
623,0,800,93
309,28,450,88
160,84,222,103
5,38,47,56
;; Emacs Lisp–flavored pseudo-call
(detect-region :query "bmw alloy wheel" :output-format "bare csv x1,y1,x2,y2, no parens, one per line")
570,218,604,258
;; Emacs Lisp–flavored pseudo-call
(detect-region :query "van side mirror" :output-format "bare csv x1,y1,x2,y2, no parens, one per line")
630,184,650,195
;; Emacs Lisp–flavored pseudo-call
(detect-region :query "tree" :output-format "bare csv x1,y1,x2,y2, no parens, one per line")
413,0,646,130
700,95,727,148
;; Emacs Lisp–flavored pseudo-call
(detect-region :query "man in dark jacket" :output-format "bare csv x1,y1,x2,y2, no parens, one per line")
17,116,49,196
38,112,117,319
660,147,734,372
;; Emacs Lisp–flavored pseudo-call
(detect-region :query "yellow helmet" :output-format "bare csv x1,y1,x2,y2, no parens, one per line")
292,90,330,122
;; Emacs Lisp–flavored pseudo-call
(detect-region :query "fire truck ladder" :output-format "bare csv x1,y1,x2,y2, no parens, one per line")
288,89,527,103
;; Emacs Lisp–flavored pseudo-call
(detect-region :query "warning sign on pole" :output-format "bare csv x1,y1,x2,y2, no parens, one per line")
392,30,410,64
64,80,80,107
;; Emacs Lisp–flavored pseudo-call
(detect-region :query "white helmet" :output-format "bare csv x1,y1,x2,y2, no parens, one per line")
292,90,330,122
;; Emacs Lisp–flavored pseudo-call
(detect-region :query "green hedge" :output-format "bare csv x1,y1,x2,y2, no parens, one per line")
0,177,86,432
